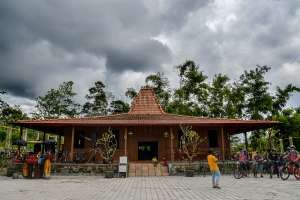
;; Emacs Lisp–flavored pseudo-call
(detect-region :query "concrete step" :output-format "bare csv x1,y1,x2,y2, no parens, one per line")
128,163,169,177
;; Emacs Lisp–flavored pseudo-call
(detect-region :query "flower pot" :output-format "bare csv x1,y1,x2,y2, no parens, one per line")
104,170,114,178
185,169,194,177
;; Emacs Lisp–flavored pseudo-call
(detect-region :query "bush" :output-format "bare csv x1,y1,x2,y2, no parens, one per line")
0,130,6,142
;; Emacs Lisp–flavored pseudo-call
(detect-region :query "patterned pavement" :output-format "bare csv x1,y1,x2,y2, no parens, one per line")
0,175,299,200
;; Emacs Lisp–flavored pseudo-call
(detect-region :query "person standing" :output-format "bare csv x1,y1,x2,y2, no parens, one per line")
207,150,221,189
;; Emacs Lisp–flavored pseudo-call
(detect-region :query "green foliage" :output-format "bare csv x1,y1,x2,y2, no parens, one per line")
125,88,137,99
225,82,245,118
33,81,79,119
0,129,6,142
208,74,230,118
109,100,130,114
168,61,209,116
145,72,171,108
239,65,273,120
272,84,300,115
1,106,27,124
273,109,300,139
82,81,108,116
0,90,8,111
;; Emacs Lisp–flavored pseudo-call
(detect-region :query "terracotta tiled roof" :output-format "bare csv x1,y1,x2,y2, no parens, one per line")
13,86,279,134
128,86,165,114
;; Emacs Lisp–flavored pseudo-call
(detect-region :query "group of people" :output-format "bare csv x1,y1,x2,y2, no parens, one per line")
237,146,299,178
206,145,299,189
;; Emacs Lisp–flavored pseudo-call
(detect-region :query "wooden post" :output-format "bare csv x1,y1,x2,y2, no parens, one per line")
58,135,62,152
279,139,284,154
289,137,293,146
5,127,12,148
244,132,248,151
23,128,28,141
36,131,40,141
70,127,75,161
124,127,128,156
221,127,225,160
42,131,46,154
19,126,23,140
170,127,174,162
18,127,23,151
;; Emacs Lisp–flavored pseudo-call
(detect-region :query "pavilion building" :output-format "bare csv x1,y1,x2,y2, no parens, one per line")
14,86,278,162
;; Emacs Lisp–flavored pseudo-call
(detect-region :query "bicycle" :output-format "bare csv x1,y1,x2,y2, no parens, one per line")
234,161,251,179
280,161,300,180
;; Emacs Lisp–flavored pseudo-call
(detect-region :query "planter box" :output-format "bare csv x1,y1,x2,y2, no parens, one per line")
104,170,114,178
185,169,194,177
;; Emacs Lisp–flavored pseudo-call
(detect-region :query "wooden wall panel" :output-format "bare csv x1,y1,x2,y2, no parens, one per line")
62,125,231,162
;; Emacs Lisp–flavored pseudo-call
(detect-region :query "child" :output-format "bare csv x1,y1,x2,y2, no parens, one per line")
207,150,221,189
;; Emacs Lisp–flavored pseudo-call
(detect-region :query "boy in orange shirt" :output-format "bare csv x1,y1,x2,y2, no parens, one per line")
207,150,221,189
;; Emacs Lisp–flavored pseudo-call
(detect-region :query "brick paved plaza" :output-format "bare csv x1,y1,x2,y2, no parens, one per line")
0,176,299,200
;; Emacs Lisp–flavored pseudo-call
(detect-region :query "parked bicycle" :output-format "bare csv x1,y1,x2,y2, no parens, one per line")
234,161,251,179
280,161,300,180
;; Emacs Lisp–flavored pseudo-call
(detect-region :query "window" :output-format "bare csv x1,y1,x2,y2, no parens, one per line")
74,130,85,148
208,130,219,148
111,129,120,149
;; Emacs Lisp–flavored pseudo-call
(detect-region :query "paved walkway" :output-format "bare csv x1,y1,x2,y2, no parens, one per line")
0,176,299,200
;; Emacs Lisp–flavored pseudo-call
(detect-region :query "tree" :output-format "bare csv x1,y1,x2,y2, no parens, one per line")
239,65,273,120
272,84,300,115
82,81,108,116
180,125,207,165
225,82,245,118
0,90,9,112
208,74,230,118
145,72,171,109
274,109,300,140
33,81,79,119
96,128,117,164
125,88,137,100
109,100,130,114
1,105,27,124
174,61,209,116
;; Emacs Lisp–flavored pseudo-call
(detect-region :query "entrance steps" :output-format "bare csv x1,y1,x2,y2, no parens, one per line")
128,163,169,177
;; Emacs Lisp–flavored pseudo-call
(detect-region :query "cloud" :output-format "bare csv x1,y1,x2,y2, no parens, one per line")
0,0,300,114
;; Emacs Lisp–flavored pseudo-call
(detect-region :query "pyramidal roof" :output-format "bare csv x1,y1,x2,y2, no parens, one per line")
14,85,279,135
128,86,165,115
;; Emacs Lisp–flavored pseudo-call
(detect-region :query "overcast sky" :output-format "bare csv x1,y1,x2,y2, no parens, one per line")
1,0,300,114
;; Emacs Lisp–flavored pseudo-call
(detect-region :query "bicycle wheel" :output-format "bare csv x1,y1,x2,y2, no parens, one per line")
280,166,290,180
293,167,300,180
234,168,242,179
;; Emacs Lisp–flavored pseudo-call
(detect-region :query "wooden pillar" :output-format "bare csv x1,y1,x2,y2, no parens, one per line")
58,135,62,152
19,126,23,140
244,132,248,151
70,127,75,161
221,127,225,160
23,128,28,141
42,131,46,154
5,127,12,148
170,127,174,162
18,127,23,151
36,131,40,141
124,127,128,156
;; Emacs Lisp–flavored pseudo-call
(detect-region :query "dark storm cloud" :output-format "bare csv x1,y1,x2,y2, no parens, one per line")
0,0,300,112
105,39,171,72
0,0,211,100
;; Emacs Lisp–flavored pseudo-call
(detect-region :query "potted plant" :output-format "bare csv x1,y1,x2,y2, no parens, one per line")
96,128,117,178
180,125,206,177
152,157,158,167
